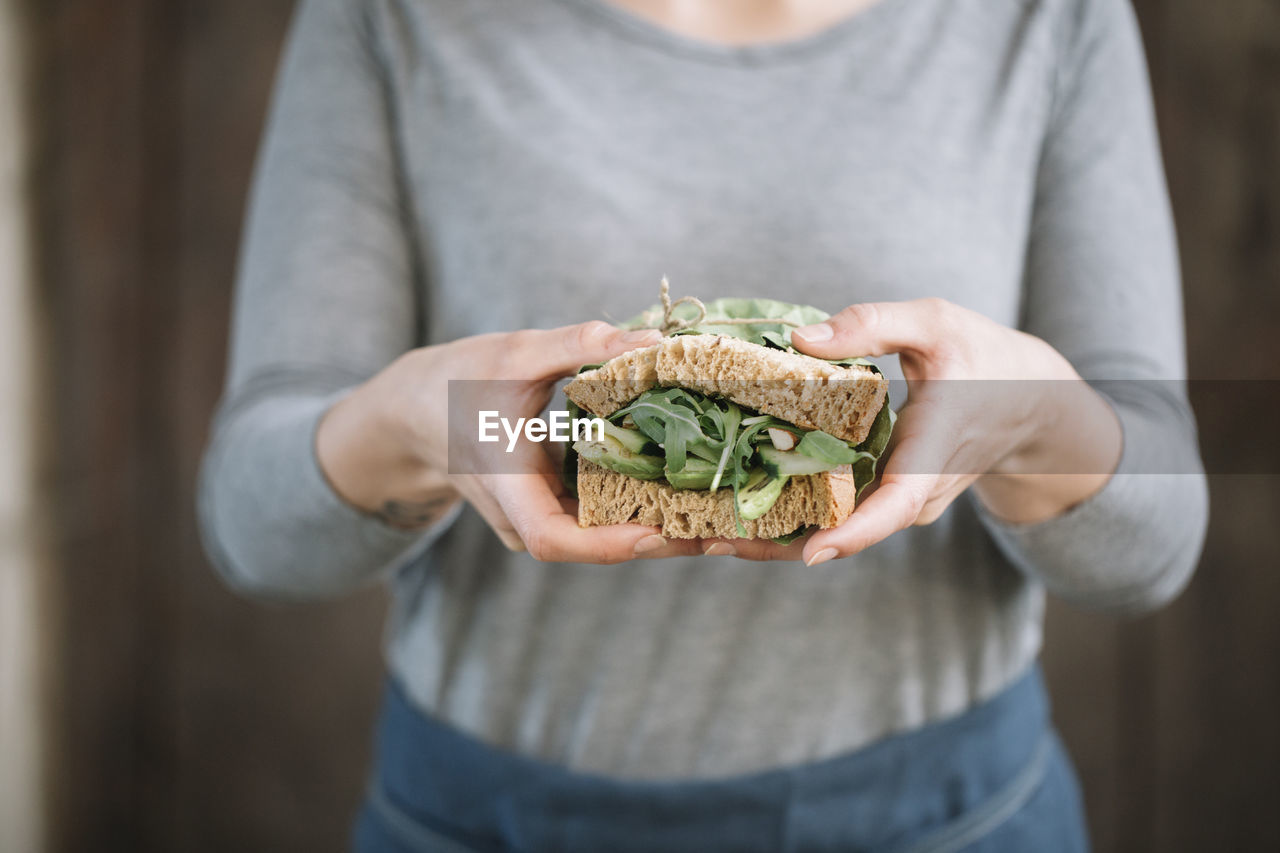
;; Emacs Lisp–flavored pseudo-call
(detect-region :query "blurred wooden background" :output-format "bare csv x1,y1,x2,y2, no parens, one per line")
22,1,1279,851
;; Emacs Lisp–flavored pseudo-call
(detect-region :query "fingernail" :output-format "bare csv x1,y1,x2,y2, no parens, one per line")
805,548,838,567
634,534,667,554
704,543,736,557
622,329,662,345
794,323,832,342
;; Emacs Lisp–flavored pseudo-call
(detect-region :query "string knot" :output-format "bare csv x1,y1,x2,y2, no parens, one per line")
658,276,706,335
641,278,803,335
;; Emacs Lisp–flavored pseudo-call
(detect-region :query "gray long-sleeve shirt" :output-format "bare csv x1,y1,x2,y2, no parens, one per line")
198,0,1208,779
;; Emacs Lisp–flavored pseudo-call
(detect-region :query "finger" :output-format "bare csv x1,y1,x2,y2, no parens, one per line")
507,321,663,379
916,474,978,525
541,443,570,498
488,468,696,564
802,474,937,565
555,488,701,559
633,538,706,560
791,299,954,361
700,536,808,563
802,409,954,564
452,475,527,552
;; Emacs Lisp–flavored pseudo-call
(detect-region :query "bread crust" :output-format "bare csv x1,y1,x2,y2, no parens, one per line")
564,345,659,420
576,458,856,540
565,334,888,444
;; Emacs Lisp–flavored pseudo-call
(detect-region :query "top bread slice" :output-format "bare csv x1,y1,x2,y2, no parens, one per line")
565,334,888,445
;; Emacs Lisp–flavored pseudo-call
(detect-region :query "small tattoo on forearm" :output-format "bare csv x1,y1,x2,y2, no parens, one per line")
375,497,455,530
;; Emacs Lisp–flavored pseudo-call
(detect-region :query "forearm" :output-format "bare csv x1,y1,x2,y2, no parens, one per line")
969,0,1204,610
974,382,1207,613
198,389,449,600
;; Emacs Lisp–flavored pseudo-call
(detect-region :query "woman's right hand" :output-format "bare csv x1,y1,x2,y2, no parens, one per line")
316,321,701,563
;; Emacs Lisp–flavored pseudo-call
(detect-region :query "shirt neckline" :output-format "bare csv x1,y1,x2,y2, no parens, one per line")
550,0,907,66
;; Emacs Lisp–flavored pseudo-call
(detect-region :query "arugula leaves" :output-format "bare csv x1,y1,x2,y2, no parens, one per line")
615,388,745,487
579,385,892,527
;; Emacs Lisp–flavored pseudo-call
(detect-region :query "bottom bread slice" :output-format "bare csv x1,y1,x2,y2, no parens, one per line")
576,458,856,539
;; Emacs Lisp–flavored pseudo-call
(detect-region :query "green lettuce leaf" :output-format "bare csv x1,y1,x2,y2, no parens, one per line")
561,398,585,497
795,430,864,466
857,394,896,457
624,297,878,370
770,525,813,546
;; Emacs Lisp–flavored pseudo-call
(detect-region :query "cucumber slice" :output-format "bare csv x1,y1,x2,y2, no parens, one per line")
736,467,788,521
758,445,837,478
664,457,719,490
574,436,664,480
600,419,660,455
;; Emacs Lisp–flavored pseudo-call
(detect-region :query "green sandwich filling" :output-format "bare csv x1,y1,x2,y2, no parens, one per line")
567,386,894,540
562,295,898,542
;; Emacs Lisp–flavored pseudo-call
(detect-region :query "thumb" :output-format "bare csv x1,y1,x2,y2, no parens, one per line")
514,321,663,379
792,300,941,360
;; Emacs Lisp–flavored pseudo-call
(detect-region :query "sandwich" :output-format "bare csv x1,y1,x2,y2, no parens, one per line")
563,296,894,543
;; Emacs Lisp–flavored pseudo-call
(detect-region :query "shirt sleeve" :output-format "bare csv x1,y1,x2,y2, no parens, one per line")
972,0,1208,613
197,0,454,600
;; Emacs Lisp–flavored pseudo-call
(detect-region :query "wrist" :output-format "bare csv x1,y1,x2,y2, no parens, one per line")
976,384,1121,524
974,341,1121,524
987,339,1083,477
989,379,1069,478
316,375,459,526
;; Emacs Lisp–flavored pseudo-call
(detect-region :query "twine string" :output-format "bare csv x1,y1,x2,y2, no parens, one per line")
658,276,706,333
655,277,803,336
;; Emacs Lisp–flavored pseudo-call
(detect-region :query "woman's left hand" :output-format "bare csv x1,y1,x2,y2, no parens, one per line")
704,298,1122,566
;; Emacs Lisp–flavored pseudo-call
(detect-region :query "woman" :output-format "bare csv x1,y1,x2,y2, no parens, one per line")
199,0,1207,849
